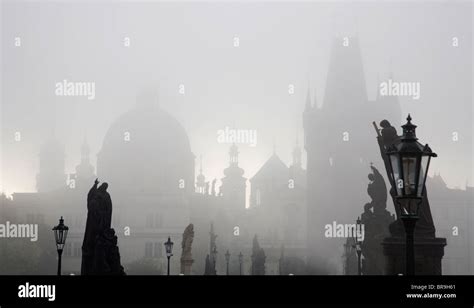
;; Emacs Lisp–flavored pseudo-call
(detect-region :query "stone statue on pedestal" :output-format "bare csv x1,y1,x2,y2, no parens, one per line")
180,224,194,275
360,165,394,275
81,179,125,275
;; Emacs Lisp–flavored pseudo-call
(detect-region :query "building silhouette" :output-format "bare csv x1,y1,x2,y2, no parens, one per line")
5,91,305,275
303,37,401,270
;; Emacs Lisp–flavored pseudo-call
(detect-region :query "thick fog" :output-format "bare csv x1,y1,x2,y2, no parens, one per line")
2,1,472,193
1,0,473,275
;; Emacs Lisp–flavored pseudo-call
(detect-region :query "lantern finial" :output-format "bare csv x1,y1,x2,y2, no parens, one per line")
401,114,417,141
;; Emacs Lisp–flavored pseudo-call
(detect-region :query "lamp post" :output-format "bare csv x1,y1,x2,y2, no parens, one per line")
211,246,218,275
225,250,230,276
352,217,363,276
52,216,69,276
164,236,174,276
238,252,243,275
385,114,437,276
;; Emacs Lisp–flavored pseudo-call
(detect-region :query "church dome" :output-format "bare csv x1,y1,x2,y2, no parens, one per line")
97,100,195,195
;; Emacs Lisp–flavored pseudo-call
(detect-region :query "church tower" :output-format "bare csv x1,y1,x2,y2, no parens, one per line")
304,37,402,270
36,138,67,193
220,144,247,211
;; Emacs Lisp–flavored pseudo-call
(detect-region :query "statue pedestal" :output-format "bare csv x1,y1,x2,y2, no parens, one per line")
180,257,194,275
382,236,446,275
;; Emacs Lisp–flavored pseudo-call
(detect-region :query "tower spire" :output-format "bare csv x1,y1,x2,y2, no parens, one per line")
196,154,206,194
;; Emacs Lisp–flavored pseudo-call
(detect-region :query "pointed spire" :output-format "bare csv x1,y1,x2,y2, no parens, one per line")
196,154,206,193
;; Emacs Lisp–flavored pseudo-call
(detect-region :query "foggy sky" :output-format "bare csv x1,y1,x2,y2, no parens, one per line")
1,0,472,195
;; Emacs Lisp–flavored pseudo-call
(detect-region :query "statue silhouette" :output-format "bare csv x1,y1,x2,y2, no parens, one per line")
380,120,399,147
360,165,394,275
367,165,388,214
81,179,125,275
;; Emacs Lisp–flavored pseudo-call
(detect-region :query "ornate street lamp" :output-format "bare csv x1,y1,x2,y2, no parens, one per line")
238,252,243,275
52,216,69,276
385,114,437,275
164,236,174,276
225,250,231,276
352,217,363,276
